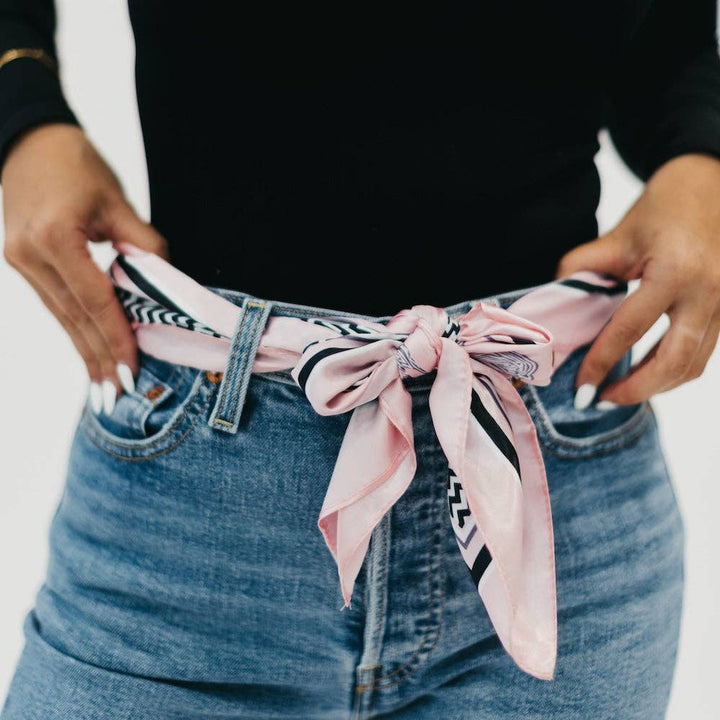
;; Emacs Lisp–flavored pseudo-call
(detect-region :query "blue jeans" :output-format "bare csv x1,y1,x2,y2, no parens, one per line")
1,280,685,719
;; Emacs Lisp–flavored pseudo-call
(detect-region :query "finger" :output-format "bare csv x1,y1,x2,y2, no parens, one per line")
660,312,720,392
39,226,139,382
575,279,673,398
8,246,123,414
20,259,104,382
35,249,129,414
554,230,636,281
596,296,711,404
104,202,171,262
5,236,110,382
20,255,128,414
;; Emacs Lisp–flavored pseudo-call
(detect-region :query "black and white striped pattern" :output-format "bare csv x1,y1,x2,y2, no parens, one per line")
445,379,524,591
114,284,226,339
301,317,387,337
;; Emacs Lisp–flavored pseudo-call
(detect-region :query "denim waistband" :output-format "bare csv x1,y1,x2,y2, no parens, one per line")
111,243,627,451
202,278,555,323
195,278,558,424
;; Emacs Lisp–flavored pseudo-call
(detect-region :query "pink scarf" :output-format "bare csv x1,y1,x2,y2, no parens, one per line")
108,240,627,681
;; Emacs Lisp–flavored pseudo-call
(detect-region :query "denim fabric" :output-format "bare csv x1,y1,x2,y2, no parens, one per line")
1,280,685,719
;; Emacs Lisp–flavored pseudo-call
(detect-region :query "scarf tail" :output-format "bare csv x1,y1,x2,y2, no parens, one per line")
432,342,558,681
316,378,417,607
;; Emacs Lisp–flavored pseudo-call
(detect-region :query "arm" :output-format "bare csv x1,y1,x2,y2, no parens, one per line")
603,0,720,182
0,0,82,178
0,0,170,413
555,0,720,407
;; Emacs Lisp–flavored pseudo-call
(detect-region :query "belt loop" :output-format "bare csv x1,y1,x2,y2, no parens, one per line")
207,297,274,434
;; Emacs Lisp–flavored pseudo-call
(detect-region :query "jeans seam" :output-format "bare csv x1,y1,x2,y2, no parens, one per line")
352,510,392,719
372,464,445,690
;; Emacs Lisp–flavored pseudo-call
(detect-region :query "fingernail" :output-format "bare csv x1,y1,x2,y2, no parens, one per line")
116,361,135,394
89,382,103,414
596,399,618,411
574,383,597,410
101,379,117,415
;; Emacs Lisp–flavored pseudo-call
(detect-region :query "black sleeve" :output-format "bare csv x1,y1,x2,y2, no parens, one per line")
603,0,720,182
0,0,82,180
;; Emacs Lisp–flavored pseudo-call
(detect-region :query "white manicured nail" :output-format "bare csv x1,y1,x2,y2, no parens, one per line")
596,400,618,411
116,362,135,394
573,383,597,410
89,382,103,414
101,379,117,415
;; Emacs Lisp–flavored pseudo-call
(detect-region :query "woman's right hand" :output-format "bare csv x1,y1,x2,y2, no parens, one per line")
1,122,171,415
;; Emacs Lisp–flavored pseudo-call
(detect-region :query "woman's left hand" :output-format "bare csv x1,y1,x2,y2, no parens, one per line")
554,152,720,409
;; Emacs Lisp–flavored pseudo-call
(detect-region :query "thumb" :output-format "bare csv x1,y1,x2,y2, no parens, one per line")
102,201,171,262
554,230,629,281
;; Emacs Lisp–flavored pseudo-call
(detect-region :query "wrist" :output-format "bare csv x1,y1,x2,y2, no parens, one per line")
650,152,720,179
1,122,85,183
640,152,720,240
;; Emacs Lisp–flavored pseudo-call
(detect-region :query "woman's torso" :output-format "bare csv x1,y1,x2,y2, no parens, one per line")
127,1,648,316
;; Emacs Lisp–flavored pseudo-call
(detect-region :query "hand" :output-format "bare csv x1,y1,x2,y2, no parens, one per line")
554,152,720,409
1,122,171,414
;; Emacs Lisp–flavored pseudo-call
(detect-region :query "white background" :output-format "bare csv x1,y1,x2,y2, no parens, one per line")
0,1,718,716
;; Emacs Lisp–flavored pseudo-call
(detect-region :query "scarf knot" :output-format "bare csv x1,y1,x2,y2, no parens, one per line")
394,306,454,379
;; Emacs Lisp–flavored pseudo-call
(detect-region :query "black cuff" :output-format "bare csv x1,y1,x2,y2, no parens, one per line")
0,56,82,178
639,107,720,180
610,103,720,182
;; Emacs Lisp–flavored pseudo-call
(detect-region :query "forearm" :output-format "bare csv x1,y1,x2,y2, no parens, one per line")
0,0,82,179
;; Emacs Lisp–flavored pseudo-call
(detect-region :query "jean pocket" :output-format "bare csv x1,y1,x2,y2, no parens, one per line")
517,344,654,459
79,349,217,460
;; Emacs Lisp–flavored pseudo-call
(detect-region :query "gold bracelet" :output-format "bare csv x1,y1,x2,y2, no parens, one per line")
0,47,58,76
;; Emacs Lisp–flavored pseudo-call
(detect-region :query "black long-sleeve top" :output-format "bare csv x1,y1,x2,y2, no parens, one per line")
2,2,720,316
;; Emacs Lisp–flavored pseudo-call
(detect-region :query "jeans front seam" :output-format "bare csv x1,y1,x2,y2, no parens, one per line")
371,460,445,690
352,509,392,719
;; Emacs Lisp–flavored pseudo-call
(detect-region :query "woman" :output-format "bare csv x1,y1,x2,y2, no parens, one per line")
1,2,718,718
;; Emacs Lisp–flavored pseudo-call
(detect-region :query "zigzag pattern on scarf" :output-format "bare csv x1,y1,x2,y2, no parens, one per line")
114,285,226,339
447,468,492,589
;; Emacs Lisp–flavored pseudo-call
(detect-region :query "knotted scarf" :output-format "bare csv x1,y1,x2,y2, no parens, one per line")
106,240,628,681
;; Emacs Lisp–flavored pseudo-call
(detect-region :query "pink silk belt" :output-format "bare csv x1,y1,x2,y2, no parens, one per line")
106,240,628,681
